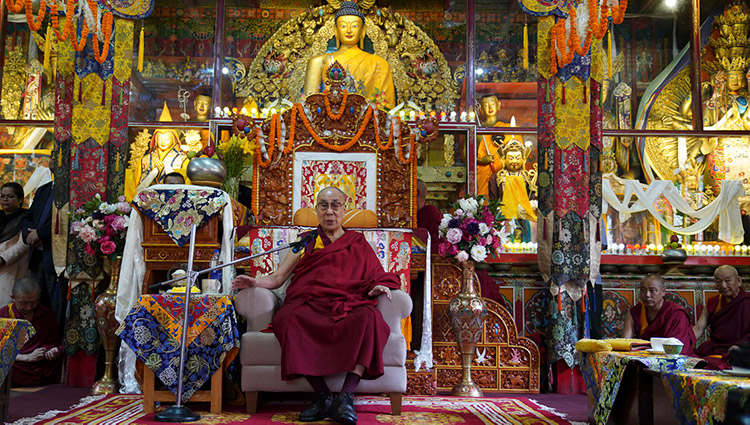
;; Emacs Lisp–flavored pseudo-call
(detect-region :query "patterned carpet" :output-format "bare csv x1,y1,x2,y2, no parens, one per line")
9,394,581,424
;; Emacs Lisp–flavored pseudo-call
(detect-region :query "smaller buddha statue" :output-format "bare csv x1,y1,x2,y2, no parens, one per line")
194,93,212,122
476,94,507,197
303,1,395,108
185,92,212,151
134,103,189,191
489,135,537,222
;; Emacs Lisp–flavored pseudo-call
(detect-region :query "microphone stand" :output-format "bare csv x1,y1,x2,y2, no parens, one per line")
153,225,312,422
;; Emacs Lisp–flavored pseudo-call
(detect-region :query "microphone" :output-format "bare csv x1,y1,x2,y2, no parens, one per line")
291,229,319,253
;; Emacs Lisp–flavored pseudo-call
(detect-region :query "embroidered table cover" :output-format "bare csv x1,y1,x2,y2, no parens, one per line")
133,187,227,246
116,294,239,402
661,369,750,425
0,319,35,385
580,350,704,425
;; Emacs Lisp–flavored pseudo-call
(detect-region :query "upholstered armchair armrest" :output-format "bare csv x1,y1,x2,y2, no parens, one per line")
376,290,412,333
235,287,279,332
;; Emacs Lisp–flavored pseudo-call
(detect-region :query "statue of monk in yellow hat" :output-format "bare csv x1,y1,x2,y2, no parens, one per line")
303,1,395,108
133,103,189,191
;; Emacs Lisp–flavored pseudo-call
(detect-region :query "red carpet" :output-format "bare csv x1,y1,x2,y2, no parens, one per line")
14,394,578,424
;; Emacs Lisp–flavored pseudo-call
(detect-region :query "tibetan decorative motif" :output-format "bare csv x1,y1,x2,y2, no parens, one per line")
236,1,458,113
448,260,488,397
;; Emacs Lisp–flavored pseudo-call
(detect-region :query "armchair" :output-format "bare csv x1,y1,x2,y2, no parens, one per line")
235,275,412,415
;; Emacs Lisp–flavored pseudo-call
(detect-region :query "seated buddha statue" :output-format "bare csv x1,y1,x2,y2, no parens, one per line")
303,1,395,109
134,104,189,190
476,94,507,197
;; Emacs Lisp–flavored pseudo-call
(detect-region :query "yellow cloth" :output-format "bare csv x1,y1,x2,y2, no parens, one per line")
604,338,650,351
500,175,537,220
576,339,612,353
324,48,395,109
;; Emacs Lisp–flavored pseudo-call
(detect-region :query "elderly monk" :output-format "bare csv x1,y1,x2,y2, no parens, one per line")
623,274,696,355
694,265,750,367
233,187,400,425
0,277,63,386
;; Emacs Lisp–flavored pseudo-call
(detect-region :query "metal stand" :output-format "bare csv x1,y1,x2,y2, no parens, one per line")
152,226,315,421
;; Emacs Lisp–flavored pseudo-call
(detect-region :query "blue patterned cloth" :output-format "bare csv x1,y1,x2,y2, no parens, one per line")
133,188,227,247
0,319,35,385
116,294,239,402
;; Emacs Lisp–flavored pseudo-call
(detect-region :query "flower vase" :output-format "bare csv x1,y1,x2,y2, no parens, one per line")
448,260,487,397
223,176,240,200
92,256,123,395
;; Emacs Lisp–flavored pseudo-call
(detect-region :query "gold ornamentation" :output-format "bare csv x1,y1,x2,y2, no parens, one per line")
237,5,458,113
129,129,152,170
1,46,27,120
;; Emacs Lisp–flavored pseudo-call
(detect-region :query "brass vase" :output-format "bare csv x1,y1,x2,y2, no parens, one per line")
448,259,487,397
92,256,123,395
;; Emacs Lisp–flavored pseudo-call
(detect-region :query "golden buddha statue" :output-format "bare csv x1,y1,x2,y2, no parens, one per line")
183,93,212,152
194,94,212,122
133,103,189,190
476,95,507,197
303,1,395,108
489,135,537,221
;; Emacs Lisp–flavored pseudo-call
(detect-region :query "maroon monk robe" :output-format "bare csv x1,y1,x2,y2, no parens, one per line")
630,300,696,356
0,303,63,386
416,204,441,253
273,228,401,381
696,288,750,358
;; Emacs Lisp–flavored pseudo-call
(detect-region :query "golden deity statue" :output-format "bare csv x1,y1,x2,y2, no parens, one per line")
303,1,395,108
489,135,537,221
642,1,750,202
476,95,507,197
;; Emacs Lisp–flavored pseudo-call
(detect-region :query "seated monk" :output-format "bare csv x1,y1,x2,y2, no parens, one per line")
694,265,750,368
623,274,696,355
0,277,63,386
233,186,400,425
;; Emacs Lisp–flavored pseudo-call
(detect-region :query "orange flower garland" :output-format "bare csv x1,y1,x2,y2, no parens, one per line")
89,1,114,64
71,18,89,51
323,89,349,120
51,0,75,41
25,0,45,32
372,109,394,151
6,0,24,14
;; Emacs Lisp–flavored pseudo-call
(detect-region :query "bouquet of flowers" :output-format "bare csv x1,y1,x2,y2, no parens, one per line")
70,194,132,259
217,134,256,180
438,196,508,263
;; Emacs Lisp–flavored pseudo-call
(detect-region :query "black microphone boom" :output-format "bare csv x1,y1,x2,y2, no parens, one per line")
291,229,319,253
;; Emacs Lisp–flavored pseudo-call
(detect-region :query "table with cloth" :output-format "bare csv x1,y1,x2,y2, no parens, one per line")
580,350,704,425
661,369,750,425
0,319,34,421
116,294,239,403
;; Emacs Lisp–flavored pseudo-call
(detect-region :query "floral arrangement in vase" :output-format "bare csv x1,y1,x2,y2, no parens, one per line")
70,194,132,260
438,196,508,263
216,133,256,197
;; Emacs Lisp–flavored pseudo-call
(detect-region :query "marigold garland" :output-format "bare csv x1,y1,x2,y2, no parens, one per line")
323,89,349,120
6,0,24,14
25,0,45,32
71,18,89,52
89,1,113,64
51,0,75,41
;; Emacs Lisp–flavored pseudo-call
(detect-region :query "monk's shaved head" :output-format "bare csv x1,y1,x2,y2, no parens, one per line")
317,186,347,203
642,274,666,289
714,265,739,279
12,277,41,297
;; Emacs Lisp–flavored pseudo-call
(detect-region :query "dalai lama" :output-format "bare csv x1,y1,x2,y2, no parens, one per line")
623,274,696,355
233,186,400,425
694,265,750,368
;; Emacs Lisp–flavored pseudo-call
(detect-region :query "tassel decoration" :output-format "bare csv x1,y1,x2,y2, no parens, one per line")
592,285,597,311
561,83,566,104
523,23,529,70
596,220,601,242
98,150,104,171
55,210,59,234
78,80,83,103
67,281,72,301
607,26,613,79
73,147,79,170
43,24,52,73
138,24,144,73
581,290,586,313
102,82,106,106
561,151,565,173
558,290,562,311
57,145,62,167
115,151,119,172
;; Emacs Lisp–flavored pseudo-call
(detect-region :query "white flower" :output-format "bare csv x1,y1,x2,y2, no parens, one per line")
455,208,464,216
471,245,487,262
458,198,479,216
478,223,490,236
439,214,453,231
456,250,469,262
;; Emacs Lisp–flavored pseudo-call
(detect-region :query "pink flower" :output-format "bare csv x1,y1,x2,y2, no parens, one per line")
456,250,469,262
84,243,96,256
111,215,127,232
78,225,98,243
100,241,117,255
446,228,462,244
116,202,131,214
447,244,459,256
438,242,449,257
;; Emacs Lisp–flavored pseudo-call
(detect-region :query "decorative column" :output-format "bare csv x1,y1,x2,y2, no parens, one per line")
520,0,626,367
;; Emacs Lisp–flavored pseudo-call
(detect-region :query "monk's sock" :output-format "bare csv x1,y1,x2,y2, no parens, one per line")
340,372,361,396
305,375,333,398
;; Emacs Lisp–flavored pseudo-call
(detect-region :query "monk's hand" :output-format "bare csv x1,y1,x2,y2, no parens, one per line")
369,285,392,300
233,274,256,290
44,347,61,361
20,347,47,362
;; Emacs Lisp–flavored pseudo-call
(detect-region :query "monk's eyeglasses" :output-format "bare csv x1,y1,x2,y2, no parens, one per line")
317,201,342,211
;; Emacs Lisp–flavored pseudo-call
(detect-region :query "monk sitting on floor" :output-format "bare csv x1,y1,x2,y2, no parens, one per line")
623,274,696,355
0,277,63,386
233,186,400,425
693,265,750,368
